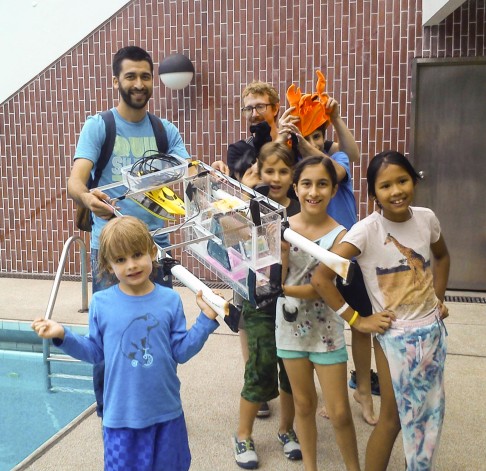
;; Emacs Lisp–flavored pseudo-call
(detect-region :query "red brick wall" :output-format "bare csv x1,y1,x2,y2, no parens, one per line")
1,0,485,277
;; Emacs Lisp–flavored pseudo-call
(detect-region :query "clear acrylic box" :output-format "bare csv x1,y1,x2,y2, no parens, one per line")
121,154,188,192
182,171,285,300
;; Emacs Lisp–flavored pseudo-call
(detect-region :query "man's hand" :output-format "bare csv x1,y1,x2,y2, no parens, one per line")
277,107,301,142
211,160,229,175
276,106,302,141
277,120,326,158
279,106,300,129
82,189,115,220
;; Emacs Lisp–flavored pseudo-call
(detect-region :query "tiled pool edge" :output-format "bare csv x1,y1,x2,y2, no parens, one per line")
0,320,88,353
12,403,97,471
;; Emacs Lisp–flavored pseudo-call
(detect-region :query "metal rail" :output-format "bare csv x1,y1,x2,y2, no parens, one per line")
44,235,89,320
43,235,90,391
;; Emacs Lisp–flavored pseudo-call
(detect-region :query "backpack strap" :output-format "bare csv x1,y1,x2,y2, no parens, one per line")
90,110,168,189
147,112,169,154
90,110,117,188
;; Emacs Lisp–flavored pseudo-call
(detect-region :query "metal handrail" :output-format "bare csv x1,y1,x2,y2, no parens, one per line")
44,235,89,320
43,235,89,390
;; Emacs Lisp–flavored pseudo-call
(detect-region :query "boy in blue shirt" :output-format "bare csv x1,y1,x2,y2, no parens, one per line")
32,216,220,470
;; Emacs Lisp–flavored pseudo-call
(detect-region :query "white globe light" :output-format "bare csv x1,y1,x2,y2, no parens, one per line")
160,71,194,90
158,54,195,90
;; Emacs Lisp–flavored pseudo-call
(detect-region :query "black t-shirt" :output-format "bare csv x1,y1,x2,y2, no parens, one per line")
286,198,301,217
227,139,256,180
323,139,333,154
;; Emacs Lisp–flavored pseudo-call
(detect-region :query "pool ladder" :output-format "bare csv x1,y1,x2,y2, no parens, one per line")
43,235,93,394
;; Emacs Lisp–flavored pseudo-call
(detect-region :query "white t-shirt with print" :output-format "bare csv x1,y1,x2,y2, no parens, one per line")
344,207,441,321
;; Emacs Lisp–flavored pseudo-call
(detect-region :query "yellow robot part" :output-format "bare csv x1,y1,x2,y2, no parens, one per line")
130,186,185,221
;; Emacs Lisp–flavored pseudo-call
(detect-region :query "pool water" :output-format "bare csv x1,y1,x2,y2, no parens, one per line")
0,321,95,471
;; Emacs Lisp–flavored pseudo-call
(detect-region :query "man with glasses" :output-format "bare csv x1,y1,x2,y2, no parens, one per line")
225,81,281,181
217,80,359,181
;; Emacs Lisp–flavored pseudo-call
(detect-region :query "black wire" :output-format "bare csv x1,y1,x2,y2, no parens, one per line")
129,151,186,178
126,151,187,192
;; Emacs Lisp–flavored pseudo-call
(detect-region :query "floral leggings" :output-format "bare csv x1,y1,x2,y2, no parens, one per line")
376,311,447,471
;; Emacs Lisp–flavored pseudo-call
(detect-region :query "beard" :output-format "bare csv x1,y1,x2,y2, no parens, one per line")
118,86,151,110
248,115,266,126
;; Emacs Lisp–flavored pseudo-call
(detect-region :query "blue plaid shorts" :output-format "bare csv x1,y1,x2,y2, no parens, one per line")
103,414,191,471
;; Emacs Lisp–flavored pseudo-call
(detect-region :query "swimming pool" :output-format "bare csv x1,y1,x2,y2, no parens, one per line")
0,320,95,471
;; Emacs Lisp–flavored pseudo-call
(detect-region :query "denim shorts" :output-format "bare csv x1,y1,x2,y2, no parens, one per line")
277,346,348,365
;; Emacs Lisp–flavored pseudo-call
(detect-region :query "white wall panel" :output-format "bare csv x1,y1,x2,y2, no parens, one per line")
0,0,129,103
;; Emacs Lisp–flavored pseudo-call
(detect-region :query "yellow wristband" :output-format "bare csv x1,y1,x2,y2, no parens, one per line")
348,311,359,327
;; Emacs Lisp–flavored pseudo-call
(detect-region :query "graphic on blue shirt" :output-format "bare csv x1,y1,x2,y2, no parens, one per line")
120,313,160,368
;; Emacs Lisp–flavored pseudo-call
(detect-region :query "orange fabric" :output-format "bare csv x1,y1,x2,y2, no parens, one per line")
286,70,330,137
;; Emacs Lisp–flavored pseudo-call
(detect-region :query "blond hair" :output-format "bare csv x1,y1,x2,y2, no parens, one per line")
242,80,280,106
97,216,156,282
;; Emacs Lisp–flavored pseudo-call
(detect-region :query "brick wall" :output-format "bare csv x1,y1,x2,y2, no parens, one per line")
1,0,485,278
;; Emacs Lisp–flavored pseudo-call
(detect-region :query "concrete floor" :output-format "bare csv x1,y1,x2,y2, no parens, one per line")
1,277,485,471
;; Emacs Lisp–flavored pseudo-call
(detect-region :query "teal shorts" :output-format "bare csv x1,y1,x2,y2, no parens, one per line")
241,301,292,403
277,346,348,365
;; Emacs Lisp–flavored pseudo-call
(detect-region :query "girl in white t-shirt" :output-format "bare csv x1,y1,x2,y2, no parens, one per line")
276,156,366,471
312,150,450,471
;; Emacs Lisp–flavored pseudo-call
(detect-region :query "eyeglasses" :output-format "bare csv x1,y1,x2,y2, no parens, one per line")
241,103,273,117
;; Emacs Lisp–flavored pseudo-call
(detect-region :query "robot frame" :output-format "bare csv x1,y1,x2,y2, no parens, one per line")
98,155,354,333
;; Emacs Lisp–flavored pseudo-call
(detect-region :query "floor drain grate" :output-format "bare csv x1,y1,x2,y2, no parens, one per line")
173,280,228,289
445,296,486,304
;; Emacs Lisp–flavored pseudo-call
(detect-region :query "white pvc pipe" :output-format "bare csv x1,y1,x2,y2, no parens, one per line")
283,228,351,280
207,175,352,280
170,263,229,319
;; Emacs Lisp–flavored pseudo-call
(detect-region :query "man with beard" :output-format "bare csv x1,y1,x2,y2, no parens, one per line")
211,81,281,182
67,46,190,417
226,81,281,180
214,80,359,184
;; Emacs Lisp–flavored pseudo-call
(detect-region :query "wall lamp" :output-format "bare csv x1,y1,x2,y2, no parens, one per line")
158,53,195,90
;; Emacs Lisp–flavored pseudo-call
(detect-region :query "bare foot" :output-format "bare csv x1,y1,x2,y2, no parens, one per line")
353,390,378,425
318,405,329,419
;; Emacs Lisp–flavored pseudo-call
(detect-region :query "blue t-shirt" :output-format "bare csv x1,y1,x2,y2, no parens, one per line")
327,151,357,230
74,108,190,249
56,284,219,428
